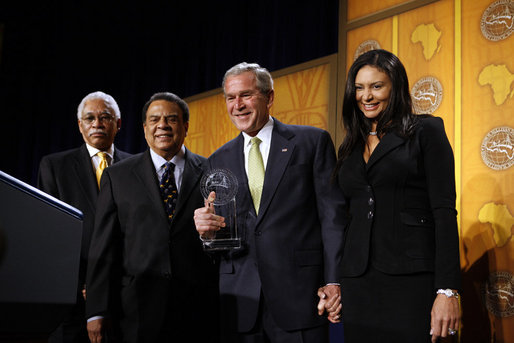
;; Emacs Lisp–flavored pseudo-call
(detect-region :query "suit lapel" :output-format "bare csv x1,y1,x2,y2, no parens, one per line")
112,149,123,163
257,120,294,224
133,150,167,219
366,133,405,171
174,148,202,216
225,135,252,213
74,145,99,210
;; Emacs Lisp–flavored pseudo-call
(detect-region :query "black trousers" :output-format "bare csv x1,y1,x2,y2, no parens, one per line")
222,292,329,343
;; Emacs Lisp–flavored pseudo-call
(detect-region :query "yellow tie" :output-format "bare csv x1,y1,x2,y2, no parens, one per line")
96,152,108,188
248,137,265,214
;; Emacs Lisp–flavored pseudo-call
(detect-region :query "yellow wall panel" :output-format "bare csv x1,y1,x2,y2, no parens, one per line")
186,93,238,158
460,1,514,341
346,18,393,72
397,0,455,145
461,0,514,268
272,64,331,130
347,0,408,21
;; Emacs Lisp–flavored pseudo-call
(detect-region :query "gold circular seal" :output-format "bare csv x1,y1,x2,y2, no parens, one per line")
480,0,514,41
354,40,381,61
410,76,443,114
481,126,514,170
485,271,514,317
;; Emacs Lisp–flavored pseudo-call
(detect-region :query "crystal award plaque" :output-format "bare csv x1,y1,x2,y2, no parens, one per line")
200,169,241,250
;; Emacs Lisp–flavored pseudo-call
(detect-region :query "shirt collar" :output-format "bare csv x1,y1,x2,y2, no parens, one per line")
242,116,274,147
149,145,186,172
85,143,114,159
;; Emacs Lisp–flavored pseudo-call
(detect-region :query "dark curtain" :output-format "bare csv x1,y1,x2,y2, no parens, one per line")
0,0,339,186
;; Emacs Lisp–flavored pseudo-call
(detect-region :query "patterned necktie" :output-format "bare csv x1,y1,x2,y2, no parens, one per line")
96,151,108,188
248,137,265,214
160,162,178,222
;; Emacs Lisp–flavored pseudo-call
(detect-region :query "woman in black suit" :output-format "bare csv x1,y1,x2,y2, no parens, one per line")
334,49,461,342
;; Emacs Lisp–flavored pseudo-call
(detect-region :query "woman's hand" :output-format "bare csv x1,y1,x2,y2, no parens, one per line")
430,292,460,342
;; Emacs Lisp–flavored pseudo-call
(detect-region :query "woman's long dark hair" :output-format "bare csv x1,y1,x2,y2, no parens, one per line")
335,49,420,174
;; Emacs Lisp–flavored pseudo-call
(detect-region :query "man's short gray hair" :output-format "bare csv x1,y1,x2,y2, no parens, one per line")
222,62,274,96
77,91,121,120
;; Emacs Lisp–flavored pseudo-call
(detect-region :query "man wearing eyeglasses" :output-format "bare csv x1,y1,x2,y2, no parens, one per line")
38,91,131,343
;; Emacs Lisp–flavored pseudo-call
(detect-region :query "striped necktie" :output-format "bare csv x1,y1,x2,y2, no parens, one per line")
248,137,265,214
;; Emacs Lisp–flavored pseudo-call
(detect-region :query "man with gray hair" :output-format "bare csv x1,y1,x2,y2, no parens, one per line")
194,62,346,342
38,91,131,343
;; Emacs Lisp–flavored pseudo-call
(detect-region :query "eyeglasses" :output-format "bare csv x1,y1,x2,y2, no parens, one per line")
81,114,116,125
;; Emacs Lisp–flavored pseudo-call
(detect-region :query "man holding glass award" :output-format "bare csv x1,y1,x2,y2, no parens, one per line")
194,62,347,342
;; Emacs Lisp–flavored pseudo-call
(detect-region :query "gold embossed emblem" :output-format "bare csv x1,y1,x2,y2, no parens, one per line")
480,0,514,41
481,126,514,170
484,271,514,317
411,77,443,114
354,40,381,61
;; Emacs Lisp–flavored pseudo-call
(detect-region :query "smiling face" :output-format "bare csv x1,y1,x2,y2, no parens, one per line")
78,98,121,150
224,71,274,137
355,65,392,123
143,100,188,160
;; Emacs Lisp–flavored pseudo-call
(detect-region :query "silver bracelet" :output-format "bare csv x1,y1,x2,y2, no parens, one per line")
437,288,459,299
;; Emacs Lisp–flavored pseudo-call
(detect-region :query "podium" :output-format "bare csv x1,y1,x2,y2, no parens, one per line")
0,170,83,338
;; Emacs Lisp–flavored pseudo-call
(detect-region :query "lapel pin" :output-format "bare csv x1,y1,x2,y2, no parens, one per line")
282,148,288,152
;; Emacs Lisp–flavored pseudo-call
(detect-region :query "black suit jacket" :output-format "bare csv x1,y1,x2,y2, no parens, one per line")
337,116,461,290
37,144,132,285
85,148,218,342
209,119,347,332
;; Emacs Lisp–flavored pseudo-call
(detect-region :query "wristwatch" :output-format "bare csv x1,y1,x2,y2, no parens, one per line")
437,288,459,299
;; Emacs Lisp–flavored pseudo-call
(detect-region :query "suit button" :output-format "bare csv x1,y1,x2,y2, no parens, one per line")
368,197,374,205
367,185,372,192
420,218,427,224
367,211,374,219
255,231,262,236
162,272,171,279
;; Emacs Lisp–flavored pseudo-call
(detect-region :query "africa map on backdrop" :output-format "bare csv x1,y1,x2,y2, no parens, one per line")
478,64,514,105
411,23,441,60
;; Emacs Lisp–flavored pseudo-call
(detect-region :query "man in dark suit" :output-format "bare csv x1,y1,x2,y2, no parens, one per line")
194,63,346,342
85,92,218,343
38,91,131,343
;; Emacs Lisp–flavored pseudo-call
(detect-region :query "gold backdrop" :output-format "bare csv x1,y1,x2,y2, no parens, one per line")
346,0,514,341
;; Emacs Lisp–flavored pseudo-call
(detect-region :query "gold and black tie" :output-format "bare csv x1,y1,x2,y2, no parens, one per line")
159,162,178,222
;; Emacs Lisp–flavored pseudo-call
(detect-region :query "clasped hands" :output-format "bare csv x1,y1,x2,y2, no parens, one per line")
317,284,342,323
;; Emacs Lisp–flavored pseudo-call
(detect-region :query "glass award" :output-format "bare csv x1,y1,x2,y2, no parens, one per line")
200,169,241,250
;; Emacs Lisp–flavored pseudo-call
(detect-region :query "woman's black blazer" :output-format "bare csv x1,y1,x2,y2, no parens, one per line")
337,116,461,290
